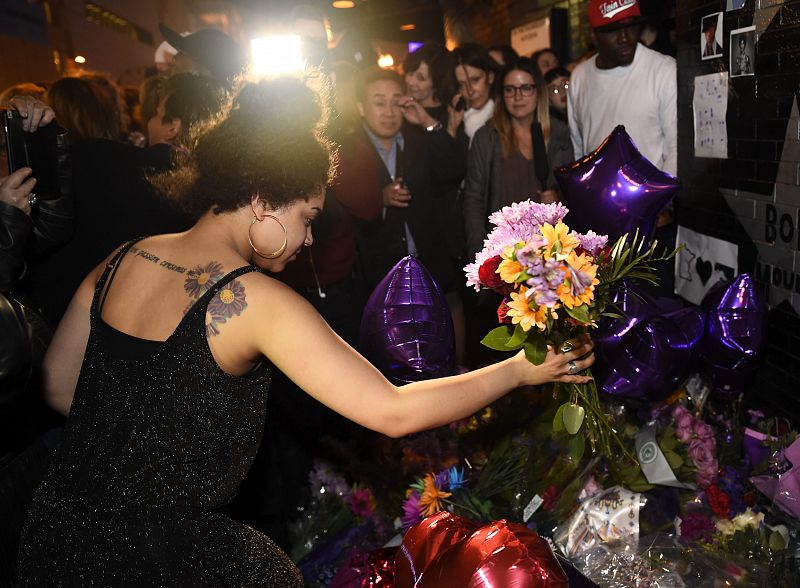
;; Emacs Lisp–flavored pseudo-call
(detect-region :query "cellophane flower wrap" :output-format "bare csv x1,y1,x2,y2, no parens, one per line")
465,200,676,463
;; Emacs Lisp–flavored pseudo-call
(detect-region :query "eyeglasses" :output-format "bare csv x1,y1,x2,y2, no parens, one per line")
502,84,536,97
548,80,569,95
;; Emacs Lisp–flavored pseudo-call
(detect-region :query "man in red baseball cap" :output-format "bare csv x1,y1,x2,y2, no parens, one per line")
567,0,677,178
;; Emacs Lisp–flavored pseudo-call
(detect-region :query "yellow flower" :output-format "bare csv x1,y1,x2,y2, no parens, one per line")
540,221,580,260
498,259,523,283
506,286,549,332
557,251,600,309
418,473,452,517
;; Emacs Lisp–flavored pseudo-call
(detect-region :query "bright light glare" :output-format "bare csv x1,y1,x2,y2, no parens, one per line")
332,0,355,7
250,36,304,75
400,23,416,31
377,53,394,69
74,55,86,64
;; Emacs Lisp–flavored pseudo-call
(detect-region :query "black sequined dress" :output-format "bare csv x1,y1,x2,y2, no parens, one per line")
19,242,303,587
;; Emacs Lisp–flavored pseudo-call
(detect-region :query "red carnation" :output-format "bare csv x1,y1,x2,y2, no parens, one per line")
478,255,505,290
706,483,731,519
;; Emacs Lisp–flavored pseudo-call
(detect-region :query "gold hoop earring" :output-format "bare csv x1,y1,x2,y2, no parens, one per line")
249,215,287,259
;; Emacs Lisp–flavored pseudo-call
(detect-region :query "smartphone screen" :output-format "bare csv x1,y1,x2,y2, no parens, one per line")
3,109,30,174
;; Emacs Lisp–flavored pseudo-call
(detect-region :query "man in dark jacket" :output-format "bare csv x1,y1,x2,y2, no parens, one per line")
351,68,466,294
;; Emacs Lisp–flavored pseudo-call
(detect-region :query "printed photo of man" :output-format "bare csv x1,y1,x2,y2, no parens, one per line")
701,13,723,60
730,26,755,77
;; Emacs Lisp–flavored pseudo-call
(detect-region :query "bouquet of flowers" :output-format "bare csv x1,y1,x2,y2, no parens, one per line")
464,200,677,463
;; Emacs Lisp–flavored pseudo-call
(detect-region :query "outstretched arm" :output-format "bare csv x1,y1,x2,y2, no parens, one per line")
246,278,593,438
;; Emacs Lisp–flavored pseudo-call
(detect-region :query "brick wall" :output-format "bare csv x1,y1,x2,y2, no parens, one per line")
675,0,800,415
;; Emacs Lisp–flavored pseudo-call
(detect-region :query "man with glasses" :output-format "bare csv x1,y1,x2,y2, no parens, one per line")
567,0,677,177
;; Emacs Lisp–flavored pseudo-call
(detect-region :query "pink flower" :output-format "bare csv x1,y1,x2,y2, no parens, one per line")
673,407,694,442
689,438,718,487
693,421,714,440
347,487,375,518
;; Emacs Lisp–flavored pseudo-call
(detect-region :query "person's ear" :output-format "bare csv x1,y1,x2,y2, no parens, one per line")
250,195,268,219
488,71,495,86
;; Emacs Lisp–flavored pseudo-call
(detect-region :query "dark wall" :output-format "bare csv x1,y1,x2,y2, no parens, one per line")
675,0,800,415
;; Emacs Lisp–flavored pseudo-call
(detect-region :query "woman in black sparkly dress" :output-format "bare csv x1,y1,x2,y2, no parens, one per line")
18,73,595,586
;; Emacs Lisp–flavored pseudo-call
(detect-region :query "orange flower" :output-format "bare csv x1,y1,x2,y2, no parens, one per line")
557,251,600,309
540,221,579,260
498,245,523,283
418,473,452,516
506,286,550,332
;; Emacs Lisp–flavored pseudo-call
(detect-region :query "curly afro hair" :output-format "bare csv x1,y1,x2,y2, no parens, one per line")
152,71,337,219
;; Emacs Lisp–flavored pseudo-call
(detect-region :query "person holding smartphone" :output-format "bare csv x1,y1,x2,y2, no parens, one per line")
1,96,72,292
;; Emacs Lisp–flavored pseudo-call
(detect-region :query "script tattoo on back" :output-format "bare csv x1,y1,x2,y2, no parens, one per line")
129,245,188,275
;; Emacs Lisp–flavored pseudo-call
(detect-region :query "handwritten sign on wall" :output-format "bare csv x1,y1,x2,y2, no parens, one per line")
693,72,729,159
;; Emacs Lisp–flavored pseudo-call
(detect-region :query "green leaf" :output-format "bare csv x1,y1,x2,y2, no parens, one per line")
523,335,547,365
553,403,567,432
481,326,515,351
568,433,585,462
505,324,528,349
563,403,586,435
564,304,591,324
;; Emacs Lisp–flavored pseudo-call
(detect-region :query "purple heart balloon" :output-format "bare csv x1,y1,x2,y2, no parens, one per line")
599,306,705,400
555,126,680,243
359,256,454,385
700,273,768,396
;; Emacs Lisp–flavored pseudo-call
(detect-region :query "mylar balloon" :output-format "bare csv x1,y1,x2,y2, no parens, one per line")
593,280,655,354
599,306,705,400
359,256,454,385
396,512,568,588
555,126,680,243
700,273,767,396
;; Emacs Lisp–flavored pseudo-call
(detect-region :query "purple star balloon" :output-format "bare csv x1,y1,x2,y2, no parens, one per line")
700,273,768,396
593,280,655,354
555,126,680,243
360,256,454,385
599,306,705,401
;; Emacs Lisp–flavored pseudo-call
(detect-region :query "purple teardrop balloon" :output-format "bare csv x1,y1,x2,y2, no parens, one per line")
600,306,705,400
555,126,680,243
700,274,768,396
360,256,454,385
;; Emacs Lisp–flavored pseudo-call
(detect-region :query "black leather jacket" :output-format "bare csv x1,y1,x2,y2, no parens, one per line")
0,131,73,292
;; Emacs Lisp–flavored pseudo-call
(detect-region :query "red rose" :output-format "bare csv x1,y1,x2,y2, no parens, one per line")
478,255,505,290
497,300,512,324
541,484,559,511
706,483,731,519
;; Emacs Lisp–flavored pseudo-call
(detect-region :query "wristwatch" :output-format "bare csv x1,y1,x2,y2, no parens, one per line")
425,121,443,132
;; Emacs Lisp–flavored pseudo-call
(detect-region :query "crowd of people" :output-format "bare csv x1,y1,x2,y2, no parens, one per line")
0,0,677,584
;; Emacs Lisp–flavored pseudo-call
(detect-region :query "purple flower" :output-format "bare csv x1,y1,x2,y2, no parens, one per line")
401,491,423,531
185,261,224,298
679,511,715,543
575,230,608,256
693,420,714,440
308,461,350,498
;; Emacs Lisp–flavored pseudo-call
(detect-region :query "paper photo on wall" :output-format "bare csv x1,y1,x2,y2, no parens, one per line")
701,13,723,60
675,226,738,305
726,0,746,10
730,26,756,77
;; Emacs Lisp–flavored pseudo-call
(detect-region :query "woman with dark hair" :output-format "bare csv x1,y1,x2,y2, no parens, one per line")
451,43,501,145
462,57,572,260
45,77,121,142
544,67,571,123
531,48,560,77
402,43,451,120
18,72,594,585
